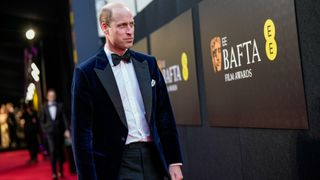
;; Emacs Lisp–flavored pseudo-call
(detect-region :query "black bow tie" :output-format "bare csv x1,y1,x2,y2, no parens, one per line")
111,51,131,66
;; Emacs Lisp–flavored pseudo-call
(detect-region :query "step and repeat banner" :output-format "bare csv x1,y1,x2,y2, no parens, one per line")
134,0,308,128
199,0,308,128
150,10,201,125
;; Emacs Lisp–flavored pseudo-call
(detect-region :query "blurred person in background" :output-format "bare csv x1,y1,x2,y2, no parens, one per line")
40,89,70,180
16,108,25,148
0,104,10,149
6,102,18,148
22,102,39,164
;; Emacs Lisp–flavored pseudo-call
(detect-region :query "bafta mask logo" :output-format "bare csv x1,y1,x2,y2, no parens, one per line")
210,37,222,73
157,60,166,71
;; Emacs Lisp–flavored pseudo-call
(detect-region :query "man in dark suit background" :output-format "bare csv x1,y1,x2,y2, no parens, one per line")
71,2,183,180
40,89,70,180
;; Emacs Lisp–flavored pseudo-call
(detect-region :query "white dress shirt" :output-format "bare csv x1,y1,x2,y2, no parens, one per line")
104,46,152,145
48,102,57,120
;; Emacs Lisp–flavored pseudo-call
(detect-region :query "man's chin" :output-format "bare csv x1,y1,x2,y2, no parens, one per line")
117,45,133,51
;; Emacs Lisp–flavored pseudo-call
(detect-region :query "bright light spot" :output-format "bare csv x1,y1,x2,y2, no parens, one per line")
26,29,35,40
31,63,40,82
25,83,36,102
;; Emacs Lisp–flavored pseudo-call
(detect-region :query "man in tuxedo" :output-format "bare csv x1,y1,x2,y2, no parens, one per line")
40,89,70,180
71,2,183,180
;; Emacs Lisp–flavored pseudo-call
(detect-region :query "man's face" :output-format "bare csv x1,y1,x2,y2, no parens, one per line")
211,37,222,72
47,91,56,102
106,8,134,52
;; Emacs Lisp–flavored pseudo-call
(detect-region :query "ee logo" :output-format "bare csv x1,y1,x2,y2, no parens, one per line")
264,19,277,61
181,52,189,81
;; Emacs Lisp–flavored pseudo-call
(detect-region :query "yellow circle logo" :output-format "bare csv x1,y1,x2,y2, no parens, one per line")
264,19,277,61
181,52,189,81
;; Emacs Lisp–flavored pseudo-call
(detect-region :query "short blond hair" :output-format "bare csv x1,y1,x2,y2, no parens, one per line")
99,2,129,26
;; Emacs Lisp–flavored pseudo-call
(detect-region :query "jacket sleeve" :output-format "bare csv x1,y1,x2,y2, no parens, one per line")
39,108,45,131
153,57,183,166
59,104,69,131
71,67,97,180
39,107,50,134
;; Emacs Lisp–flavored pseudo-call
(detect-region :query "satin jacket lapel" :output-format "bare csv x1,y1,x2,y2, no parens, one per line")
94,53,128,128
132,57,152,123
45,105,54,121
56,104,61,120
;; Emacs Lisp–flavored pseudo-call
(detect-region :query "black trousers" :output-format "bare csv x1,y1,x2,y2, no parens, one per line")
47,134,65,175
118,142,166,180
25,129,39,161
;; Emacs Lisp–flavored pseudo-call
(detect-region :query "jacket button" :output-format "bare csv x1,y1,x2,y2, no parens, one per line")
121,137,125,142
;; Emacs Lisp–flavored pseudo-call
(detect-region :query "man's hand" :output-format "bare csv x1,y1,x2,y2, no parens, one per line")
169,165,183,180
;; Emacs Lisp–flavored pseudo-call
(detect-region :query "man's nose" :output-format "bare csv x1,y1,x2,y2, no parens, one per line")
126,31,133,36
126,28,134,35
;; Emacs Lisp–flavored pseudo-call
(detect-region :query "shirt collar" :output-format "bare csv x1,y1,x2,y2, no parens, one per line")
48,101,56,106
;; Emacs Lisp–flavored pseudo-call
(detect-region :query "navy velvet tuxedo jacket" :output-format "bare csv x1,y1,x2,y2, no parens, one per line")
71,49,182,180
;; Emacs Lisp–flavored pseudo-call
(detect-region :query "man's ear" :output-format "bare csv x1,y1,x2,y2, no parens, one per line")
101,22,108,33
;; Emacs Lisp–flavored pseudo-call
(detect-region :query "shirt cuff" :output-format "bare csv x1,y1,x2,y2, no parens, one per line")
169,163,183,167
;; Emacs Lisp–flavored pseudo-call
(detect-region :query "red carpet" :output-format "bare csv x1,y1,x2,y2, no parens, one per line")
0,150,77,180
